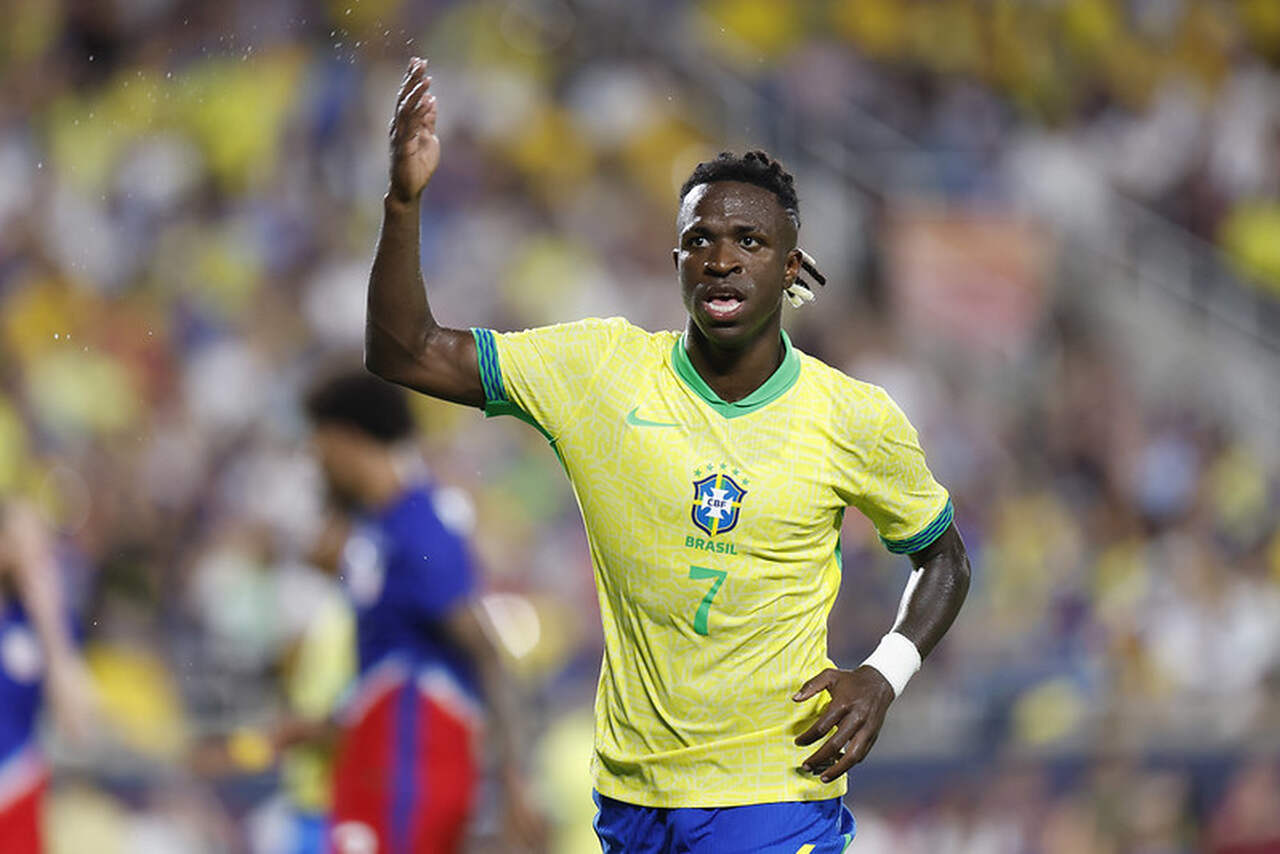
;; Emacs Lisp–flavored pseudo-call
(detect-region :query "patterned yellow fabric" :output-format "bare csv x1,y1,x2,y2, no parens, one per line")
281,595,355,813
474,317,950,808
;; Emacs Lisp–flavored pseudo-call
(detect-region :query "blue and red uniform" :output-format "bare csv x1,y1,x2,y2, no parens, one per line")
329,483,482,854
0,598,49,854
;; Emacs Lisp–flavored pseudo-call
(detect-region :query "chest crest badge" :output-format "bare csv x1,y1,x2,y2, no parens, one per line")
691,471,747,536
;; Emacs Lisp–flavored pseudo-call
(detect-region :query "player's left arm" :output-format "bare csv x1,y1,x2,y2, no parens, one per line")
793,524,970,781
0,501,100,744
441,603,548,852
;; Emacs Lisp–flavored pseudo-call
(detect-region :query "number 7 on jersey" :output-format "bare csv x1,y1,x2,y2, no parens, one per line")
687,565,727,636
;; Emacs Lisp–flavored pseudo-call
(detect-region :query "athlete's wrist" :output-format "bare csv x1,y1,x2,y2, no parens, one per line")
860,631,921,698
498,762,529,800
384,188,422,213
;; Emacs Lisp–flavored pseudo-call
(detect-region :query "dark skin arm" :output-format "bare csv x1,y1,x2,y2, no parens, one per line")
793,523,970,782
366,57,484,406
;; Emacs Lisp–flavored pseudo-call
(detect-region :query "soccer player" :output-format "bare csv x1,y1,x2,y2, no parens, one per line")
0,500,97,853
366,57,971,852
303,371,544,854
187,577,355,854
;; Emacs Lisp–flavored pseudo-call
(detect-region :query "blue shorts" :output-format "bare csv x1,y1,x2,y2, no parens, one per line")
287,810,327,854
592,792,855,854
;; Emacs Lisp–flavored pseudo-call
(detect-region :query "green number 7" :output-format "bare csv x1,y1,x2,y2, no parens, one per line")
688,565,727,636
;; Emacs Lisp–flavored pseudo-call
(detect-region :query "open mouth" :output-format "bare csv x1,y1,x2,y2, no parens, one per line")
700,287,747,322
704,296,745,321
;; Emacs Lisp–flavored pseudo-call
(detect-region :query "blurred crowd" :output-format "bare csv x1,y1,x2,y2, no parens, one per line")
698,0,1280,301
0,0,1277,851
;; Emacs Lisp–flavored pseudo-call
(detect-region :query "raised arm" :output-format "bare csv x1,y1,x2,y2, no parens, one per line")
794,523,970,781
366,57,484,407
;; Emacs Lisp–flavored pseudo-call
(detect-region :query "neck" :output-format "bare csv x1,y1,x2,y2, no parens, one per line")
358,451,407,511
683,315,785,403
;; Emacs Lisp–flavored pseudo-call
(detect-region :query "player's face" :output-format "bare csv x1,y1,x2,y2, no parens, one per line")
675,181,801,349
310,425,363,507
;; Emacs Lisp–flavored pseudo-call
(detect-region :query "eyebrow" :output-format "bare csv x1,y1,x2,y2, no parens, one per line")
681,221,768,236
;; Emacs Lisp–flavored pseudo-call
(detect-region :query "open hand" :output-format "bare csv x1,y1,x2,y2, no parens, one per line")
388,57,441,204
46,655,101,746
793,665,894,782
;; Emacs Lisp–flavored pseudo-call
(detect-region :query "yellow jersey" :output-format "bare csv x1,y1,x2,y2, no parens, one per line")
281,593,355,813
473,318,951,808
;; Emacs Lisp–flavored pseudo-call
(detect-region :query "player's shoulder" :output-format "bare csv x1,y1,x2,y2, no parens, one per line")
498,315,668,355
790,348,911,451
381,483,469,548
502,314,634,337
794,347,896,411
566,316,678,361
588,316,675,345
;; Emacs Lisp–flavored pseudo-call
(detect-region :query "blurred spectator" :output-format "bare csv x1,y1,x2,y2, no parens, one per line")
0,0,1276,850
1208,761,1280,854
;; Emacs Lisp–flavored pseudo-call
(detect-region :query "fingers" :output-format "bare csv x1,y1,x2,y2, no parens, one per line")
391,80,425,140
406,86,435,134
396,79,431,126
802,713,863,776
819,727,879,783
422,93,438,134
396,57,426,102
398,78,428,112
392,57,435,138
391,81,438,152
793,668,836,702
794,699,847,747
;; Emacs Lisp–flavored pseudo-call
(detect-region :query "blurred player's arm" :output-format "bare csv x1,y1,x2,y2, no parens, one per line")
795,524,970,782
366,56,484,408
442,602,548,851
0,502,99,743
306,512,352,576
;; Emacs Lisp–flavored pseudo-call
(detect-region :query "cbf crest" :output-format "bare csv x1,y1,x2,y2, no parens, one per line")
691,472,747,536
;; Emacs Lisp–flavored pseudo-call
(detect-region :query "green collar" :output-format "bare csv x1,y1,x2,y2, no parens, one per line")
671,330,802,419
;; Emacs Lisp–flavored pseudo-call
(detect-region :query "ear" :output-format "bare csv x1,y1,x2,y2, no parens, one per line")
785,248,802,283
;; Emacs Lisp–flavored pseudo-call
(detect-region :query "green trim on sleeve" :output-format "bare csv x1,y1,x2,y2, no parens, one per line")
471,328,507,404
484,399,553,442
880,498,954,554
471,328,554,443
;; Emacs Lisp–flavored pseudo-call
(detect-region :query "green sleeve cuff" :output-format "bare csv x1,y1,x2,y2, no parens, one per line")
470,328,553,442
472,328,507,405
880,499,954,554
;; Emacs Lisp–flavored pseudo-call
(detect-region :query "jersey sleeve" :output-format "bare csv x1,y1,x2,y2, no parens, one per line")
471,316,632,441
286,596,356,720
840,388,953,554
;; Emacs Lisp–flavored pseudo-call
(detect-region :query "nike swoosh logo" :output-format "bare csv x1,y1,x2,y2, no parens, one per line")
625,407,679,429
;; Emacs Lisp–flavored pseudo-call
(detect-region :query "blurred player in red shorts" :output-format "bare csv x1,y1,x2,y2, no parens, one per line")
0,501,97,854
304,370,544,854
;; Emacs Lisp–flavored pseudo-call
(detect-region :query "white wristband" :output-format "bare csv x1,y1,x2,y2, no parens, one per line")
861,631,922,697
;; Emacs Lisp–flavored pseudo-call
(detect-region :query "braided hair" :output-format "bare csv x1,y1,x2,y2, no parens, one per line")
679,151,826,306
680,150,801,228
